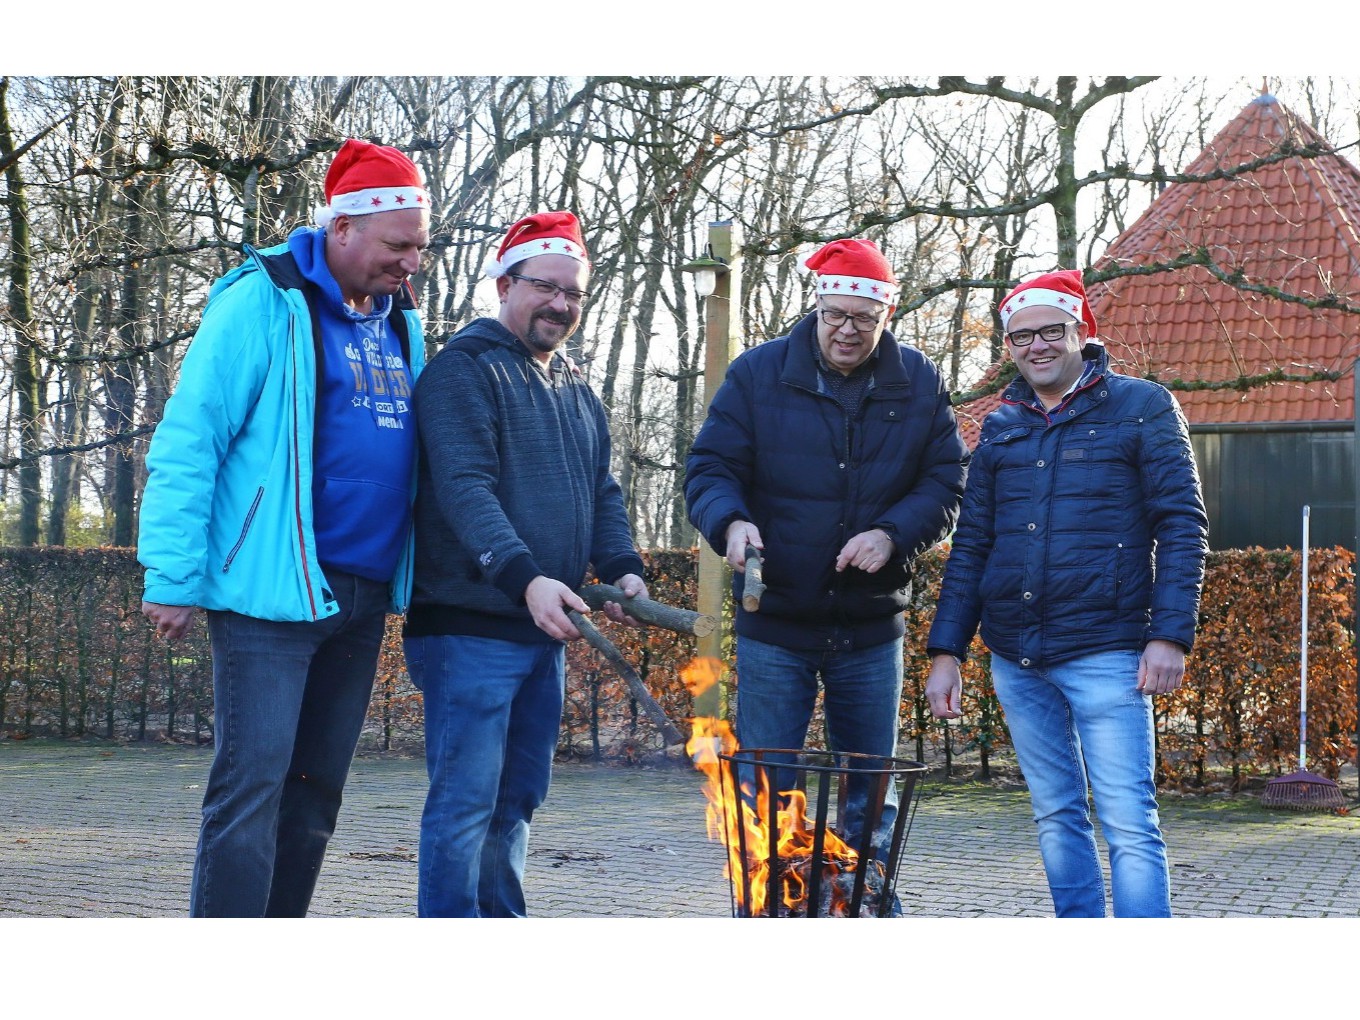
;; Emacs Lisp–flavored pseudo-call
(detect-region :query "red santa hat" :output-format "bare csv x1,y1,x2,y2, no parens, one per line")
313,139,430,229
804,238,898,305
486,211,590,278
999,269,1098,336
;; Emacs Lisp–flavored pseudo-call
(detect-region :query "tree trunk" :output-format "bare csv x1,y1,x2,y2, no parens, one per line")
107,166,143,547
0,77,44,545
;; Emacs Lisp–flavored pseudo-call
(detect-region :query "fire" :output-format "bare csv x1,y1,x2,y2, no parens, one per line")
682,658,877,918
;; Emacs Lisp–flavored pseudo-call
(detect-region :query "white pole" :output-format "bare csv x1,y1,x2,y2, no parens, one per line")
1300,504,1310,771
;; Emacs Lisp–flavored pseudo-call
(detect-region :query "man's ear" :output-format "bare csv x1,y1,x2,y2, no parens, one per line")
330,214,353,245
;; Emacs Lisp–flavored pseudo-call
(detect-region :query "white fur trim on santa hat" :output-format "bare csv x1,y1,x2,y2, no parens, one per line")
486,236,590,279
999,288,1084,330
816,274,895,305
313,186,431,229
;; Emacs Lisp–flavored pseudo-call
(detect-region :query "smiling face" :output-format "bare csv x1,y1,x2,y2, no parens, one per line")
327,207,430,310
815,294,890,375
496,253,589,363
1004,305,1088,407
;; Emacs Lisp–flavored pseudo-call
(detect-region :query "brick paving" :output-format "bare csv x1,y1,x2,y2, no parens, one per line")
1,740,1358,918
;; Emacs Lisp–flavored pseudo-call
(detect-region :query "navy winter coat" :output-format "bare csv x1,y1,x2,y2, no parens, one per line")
926,346,1209,668
685,312,969,651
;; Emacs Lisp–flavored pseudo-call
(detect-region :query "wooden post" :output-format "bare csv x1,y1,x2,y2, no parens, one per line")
695,220,741,719
1353,359,1359,803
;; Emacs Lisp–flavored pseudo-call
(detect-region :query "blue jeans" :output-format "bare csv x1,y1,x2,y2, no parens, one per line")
734,635,904,861
990,650,1170,917
192,571,388,917
405,634,565,918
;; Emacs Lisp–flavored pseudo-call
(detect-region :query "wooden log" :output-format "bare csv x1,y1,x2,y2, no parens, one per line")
576,584,716,637
567,610,686,747
742,544,765,613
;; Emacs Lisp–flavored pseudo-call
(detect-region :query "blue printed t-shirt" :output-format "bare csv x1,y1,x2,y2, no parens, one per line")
288,226,416,583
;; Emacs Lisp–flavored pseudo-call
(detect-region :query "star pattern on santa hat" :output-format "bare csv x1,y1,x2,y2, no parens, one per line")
490,215,592,278
998,274,1095,334
850,282,860,291
318,140,431,226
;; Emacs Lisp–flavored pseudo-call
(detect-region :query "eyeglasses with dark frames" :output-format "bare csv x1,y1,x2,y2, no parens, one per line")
1005,321,1073,347
508,272,591,304
818,307,885,332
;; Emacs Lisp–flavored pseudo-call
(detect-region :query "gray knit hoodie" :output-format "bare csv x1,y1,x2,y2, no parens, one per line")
406,317,644,643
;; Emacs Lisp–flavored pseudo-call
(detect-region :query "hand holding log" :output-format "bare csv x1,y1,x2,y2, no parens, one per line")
567,610,686,747
742,544,765,612
576,584,715,637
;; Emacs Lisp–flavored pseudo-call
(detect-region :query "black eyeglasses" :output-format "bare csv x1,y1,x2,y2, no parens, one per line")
1005,322,1072,347
508,272,591,305
819,307,885,332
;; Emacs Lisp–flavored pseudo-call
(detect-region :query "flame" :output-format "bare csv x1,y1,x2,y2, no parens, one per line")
683,658,869,917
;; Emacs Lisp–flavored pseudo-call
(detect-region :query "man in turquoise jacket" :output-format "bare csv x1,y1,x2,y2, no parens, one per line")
138,139,431,916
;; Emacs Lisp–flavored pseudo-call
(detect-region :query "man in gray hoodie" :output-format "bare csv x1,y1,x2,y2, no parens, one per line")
406,211,648,917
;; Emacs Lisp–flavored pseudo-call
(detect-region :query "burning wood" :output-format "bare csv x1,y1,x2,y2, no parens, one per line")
769,855,891,918
684,658,899,918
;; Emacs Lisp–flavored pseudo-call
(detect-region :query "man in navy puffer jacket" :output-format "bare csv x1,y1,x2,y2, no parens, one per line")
686,239,969,869
925,269,1208,917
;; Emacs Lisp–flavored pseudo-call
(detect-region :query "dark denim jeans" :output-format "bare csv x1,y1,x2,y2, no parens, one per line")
734,634,904,861
404,634,565,918
191,571,388,917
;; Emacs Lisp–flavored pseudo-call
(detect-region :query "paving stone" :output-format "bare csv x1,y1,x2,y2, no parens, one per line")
1,742,1357,918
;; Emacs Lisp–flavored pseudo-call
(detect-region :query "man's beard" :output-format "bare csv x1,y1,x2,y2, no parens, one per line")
524,310,576,355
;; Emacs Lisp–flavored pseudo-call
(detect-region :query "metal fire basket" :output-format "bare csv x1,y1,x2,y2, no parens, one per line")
717,747,927,918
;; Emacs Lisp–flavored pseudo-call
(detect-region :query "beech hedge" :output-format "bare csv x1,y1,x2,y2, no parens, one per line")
1,546,1354,790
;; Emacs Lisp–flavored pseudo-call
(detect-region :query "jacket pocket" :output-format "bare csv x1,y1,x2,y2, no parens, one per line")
222,486,265,573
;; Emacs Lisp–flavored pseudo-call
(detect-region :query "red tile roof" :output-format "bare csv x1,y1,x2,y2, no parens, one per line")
1088,94,1360,426
953,94,1360,444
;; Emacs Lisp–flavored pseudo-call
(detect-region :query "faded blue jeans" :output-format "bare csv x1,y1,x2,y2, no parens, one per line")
405,634,565,918
990,650,1170,917
192,570,388,917
733,634,904,862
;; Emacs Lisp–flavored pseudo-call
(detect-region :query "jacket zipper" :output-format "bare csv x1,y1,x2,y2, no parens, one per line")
222,487,264,572
292,313,320,619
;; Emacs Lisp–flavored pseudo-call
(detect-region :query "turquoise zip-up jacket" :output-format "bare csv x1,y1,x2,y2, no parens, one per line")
137,239,426,621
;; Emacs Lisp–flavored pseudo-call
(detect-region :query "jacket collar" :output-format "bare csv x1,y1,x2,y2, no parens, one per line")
780,310,911,392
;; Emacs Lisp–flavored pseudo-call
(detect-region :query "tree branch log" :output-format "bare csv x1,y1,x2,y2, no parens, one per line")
742,545,765,612
567,610,686,747
576,584,715,637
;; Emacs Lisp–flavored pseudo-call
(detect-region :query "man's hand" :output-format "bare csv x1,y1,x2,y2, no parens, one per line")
724,520,762,572
142,602,197,642
924,654,963,719
835,528,894,573
602,573,650,628
1137,639,1187,695
525,576,592,641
